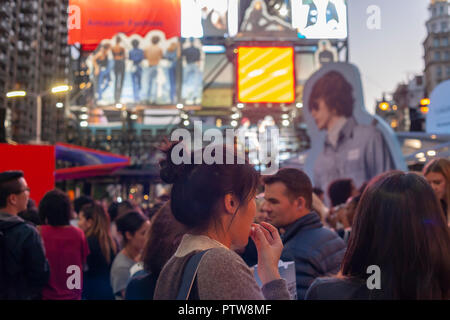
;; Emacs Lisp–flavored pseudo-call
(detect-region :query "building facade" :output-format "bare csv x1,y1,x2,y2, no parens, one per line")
424,0,450,95
0,0,69,143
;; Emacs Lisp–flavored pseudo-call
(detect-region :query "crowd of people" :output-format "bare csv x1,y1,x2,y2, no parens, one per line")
0,149,449,300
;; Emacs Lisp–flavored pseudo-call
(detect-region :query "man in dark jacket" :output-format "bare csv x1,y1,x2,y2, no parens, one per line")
262,168,346,299
0,171,49,299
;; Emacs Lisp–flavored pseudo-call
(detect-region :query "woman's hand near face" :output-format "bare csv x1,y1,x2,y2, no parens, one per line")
250,222,283,285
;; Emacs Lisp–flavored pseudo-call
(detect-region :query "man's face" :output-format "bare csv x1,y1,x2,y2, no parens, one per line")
262,182,298,228
9,177,30,213
310,98,335,131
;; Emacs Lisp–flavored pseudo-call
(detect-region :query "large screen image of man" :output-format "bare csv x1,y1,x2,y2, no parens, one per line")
302,63,406,194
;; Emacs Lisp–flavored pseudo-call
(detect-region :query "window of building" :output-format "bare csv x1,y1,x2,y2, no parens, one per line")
434,38,440,47
447,66,450,77
435,51,441,61
443,37,449,46
441,22,448,32
432,23,437,33
445,51,450,61
437,66,442,78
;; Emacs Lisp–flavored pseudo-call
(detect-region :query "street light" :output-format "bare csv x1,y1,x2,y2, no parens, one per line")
6,91,27,98
6,84,71,144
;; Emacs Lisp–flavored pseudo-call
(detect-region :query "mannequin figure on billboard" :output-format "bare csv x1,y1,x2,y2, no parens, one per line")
93,43,112,102
129,39,145,103
145,36,163,104
112,36,126,103
181,38,202,105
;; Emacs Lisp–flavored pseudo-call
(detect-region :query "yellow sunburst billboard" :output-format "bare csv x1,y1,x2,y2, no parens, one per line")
237,47,295,103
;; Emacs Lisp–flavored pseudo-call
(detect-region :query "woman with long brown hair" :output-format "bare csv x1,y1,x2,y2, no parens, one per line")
306,171,450,299
78,201,118,300
423,158,450,225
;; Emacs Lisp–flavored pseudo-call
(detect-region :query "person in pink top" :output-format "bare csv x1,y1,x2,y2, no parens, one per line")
38,190,89,300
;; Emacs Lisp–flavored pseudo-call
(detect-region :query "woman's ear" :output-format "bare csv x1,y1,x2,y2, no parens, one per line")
223,194,239,215
125,231,133,242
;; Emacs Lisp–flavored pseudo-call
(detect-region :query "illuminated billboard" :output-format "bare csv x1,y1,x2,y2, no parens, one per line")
291,0,348,39
68,0,181,45
84,32,204,109
238,0,297,39
237,47,295,103
181,0,239,38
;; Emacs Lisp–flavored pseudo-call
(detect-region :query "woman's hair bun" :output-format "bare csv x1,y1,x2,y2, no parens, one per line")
159,141,190,184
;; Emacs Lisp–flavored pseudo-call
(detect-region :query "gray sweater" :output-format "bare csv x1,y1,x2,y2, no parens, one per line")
153,234,290,300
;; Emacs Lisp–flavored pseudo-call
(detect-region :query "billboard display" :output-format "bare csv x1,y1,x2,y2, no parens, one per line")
426,80,450,135
237,0,297,39
302,63,406,194
68,0,181,45
85,32,204,108
237,46,295,103
181,0,239,38
291,0,348,39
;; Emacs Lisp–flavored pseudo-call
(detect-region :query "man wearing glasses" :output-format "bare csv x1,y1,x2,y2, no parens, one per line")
0,171,49,299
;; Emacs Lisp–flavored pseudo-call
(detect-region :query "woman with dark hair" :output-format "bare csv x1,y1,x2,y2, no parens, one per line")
153,143,290,300
110,210,150,299
423,158,450,225
39,189,89,300
78,201,118,300
306,171,450,300
125,201,188,299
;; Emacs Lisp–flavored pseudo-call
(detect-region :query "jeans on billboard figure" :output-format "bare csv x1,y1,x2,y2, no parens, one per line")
112,36,126,104
164,41,179,104
181,39,202,104
93,44,112,101
129,39,145,103
145,36,163,104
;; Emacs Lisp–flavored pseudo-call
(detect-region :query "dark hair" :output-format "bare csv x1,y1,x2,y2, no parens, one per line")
159,143,259,230
308,71,354,117
342,171,450,299
327,178,354,207
74,195,94,214
0,171,24,208
131,39,139,48
313,187,324,197
39,189,72,226
18,200,41,226
151,36,160,45
262,168,313,209
107,200,134,222
143,201,188,275
115,211,148,244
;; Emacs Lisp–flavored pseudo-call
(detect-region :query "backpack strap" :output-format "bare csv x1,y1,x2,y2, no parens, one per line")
176,249,210,300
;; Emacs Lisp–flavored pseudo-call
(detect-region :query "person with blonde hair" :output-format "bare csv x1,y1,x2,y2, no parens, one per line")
423,158,450,225
78,201,118,300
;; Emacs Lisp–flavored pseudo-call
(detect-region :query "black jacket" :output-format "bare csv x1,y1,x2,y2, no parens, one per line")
305,277,378,300
280,212,346,300
0,212,50,299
